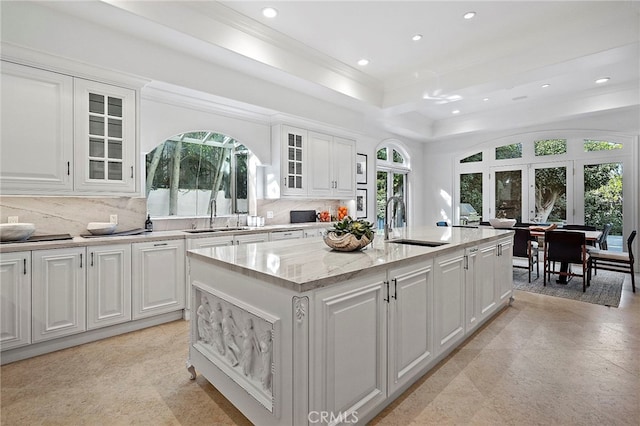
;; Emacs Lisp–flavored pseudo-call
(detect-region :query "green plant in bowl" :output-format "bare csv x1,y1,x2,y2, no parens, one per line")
324,217,375,251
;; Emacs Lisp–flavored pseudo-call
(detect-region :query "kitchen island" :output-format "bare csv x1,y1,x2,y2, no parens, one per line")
186,226,514,425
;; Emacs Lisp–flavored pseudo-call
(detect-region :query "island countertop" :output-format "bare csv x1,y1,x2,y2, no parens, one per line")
187,226,514,292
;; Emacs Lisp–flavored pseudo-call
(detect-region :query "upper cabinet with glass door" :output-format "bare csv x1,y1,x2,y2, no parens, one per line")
74,79,136,193
0,61,137,195
266,124,355,199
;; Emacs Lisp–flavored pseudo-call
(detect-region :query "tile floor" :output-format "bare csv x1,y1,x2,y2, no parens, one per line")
2,274,638,425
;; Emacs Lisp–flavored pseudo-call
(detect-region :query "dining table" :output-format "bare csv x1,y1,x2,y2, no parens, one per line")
528,227,602,283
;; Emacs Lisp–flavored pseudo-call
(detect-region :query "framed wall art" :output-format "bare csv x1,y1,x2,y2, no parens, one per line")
356,153,367,184
356,188,367,218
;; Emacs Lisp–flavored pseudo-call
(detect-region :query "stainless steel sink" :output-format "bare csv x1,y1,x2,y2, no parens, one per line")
387,239,448,247
185,227,249,234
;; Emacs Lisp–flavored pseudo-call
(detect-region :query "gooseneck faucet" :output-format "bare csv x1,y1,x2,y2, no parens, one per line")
384,196,406,240
209,199,217,228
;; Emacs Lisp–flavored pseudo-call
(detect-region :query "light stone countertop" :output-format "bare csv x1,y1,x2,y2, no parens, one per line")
187,226,514,292
0,222,332,253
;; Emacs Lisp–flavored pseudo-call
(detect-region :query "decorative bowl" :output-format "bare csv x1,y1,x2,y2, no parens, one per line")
323,231,373,251
87,222,117,235
0,223,36,242
489,218,517,229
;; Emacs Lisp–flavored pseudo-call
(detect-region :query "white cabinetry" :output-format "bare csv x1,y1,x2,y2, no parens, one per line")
280,125,307,197
73,79,136,193
270,230,304,241
0,61,137,195
132,239,185,320
268,124,356,199
303,228,324,238
311,273,388,420
387,261,434,394
307,132,356,198
0,61,73,192
433,249,466,356
234,233,269,244
496,237,514,303
0,251,32,350
32,247,86,342
86,244,132,330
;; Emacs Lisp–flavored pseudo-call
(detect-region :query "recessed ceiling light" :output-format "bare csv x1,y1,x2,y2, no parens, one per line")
357,59,369,66
541,83,550,88
463,11,476,19
262,7,278,18
452,109,460,114
483,97,489,102
412,34,423,41
595,77,610,84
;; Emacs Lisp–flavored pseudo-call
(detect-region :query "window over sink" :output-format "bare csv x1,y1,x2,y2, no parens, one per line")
145,131,257,218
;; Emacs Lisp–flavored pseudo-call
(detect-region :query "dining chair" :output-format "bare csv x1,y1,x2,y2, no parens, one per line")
543,230,590,291
588,230,636,293
593,223,612,250
513,227,539,282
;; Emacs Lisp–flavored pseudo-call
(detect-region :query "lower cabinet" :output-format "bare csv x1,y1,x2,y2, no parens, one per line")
234,233,269,244
496,237,514,303
270,230,304,241
32,247,87,343
310,260,435,419
311,272,388,420
132,239,185,320
86,243,131,329
387,261,434,394
0,251,31,350
433,249,466,356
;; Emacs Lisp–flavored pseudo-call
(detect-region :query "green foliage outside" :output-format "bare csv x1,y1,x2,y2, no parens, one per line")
460,173,482,218
495,143,522,160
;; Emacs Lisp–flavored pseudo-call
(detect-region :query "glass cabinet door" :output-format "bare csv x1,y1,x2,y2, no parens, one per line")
74,79,136,193
281,126,306,196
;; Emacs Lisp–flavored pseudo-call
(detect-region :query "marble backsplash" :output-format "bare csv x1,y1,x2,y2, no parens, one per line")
0,196,352,235
0,196,147,236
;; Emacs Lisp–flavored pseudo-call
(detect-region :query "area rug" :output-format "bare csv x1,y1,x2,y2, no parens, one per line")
512,265,623,307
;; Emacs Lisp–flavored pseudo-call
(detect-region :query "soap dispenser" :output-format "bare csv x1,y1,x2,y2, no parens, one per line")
145,214,153,232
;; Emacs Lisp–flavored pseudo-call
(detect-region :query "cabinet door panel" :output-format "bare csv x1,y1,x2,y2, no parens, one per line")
74,79,136,193
478,243,498,319
87,244,131,329
389,262,434,393
333,137,356,197
132,240,185,319
434,251,465,355
313,276,387,419
32,248,86,342
307,131,333,197
0,62,73,192
281,126,306,196
497,238,514,303
0,252,31,350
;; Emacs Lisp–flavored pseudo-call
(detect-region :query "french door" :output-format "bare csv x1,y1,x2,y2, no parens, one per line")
490,161,573,224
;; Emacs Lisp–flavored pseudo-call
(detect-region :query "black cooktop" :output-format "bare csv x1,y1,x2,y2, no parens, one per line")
0,234,73,244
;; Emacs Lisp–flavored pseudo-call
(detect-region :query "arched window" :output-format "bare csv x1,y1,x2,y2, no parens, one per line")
146,131,253,217
376,142,410,229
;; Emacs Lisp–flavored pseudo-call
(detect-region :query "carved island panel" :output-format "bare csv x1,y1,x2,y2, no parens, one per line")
192,283,279,413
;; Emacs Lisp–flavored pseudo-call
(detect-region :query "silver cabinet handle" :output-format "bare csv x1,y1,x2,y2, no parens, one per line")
80,253,83,268
23,258,27,275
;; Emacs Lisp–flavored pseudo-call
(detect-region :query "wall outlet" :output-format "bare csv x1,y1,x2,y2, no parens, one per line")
110,215,118,224
8,216,19,223
266,211,274,219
